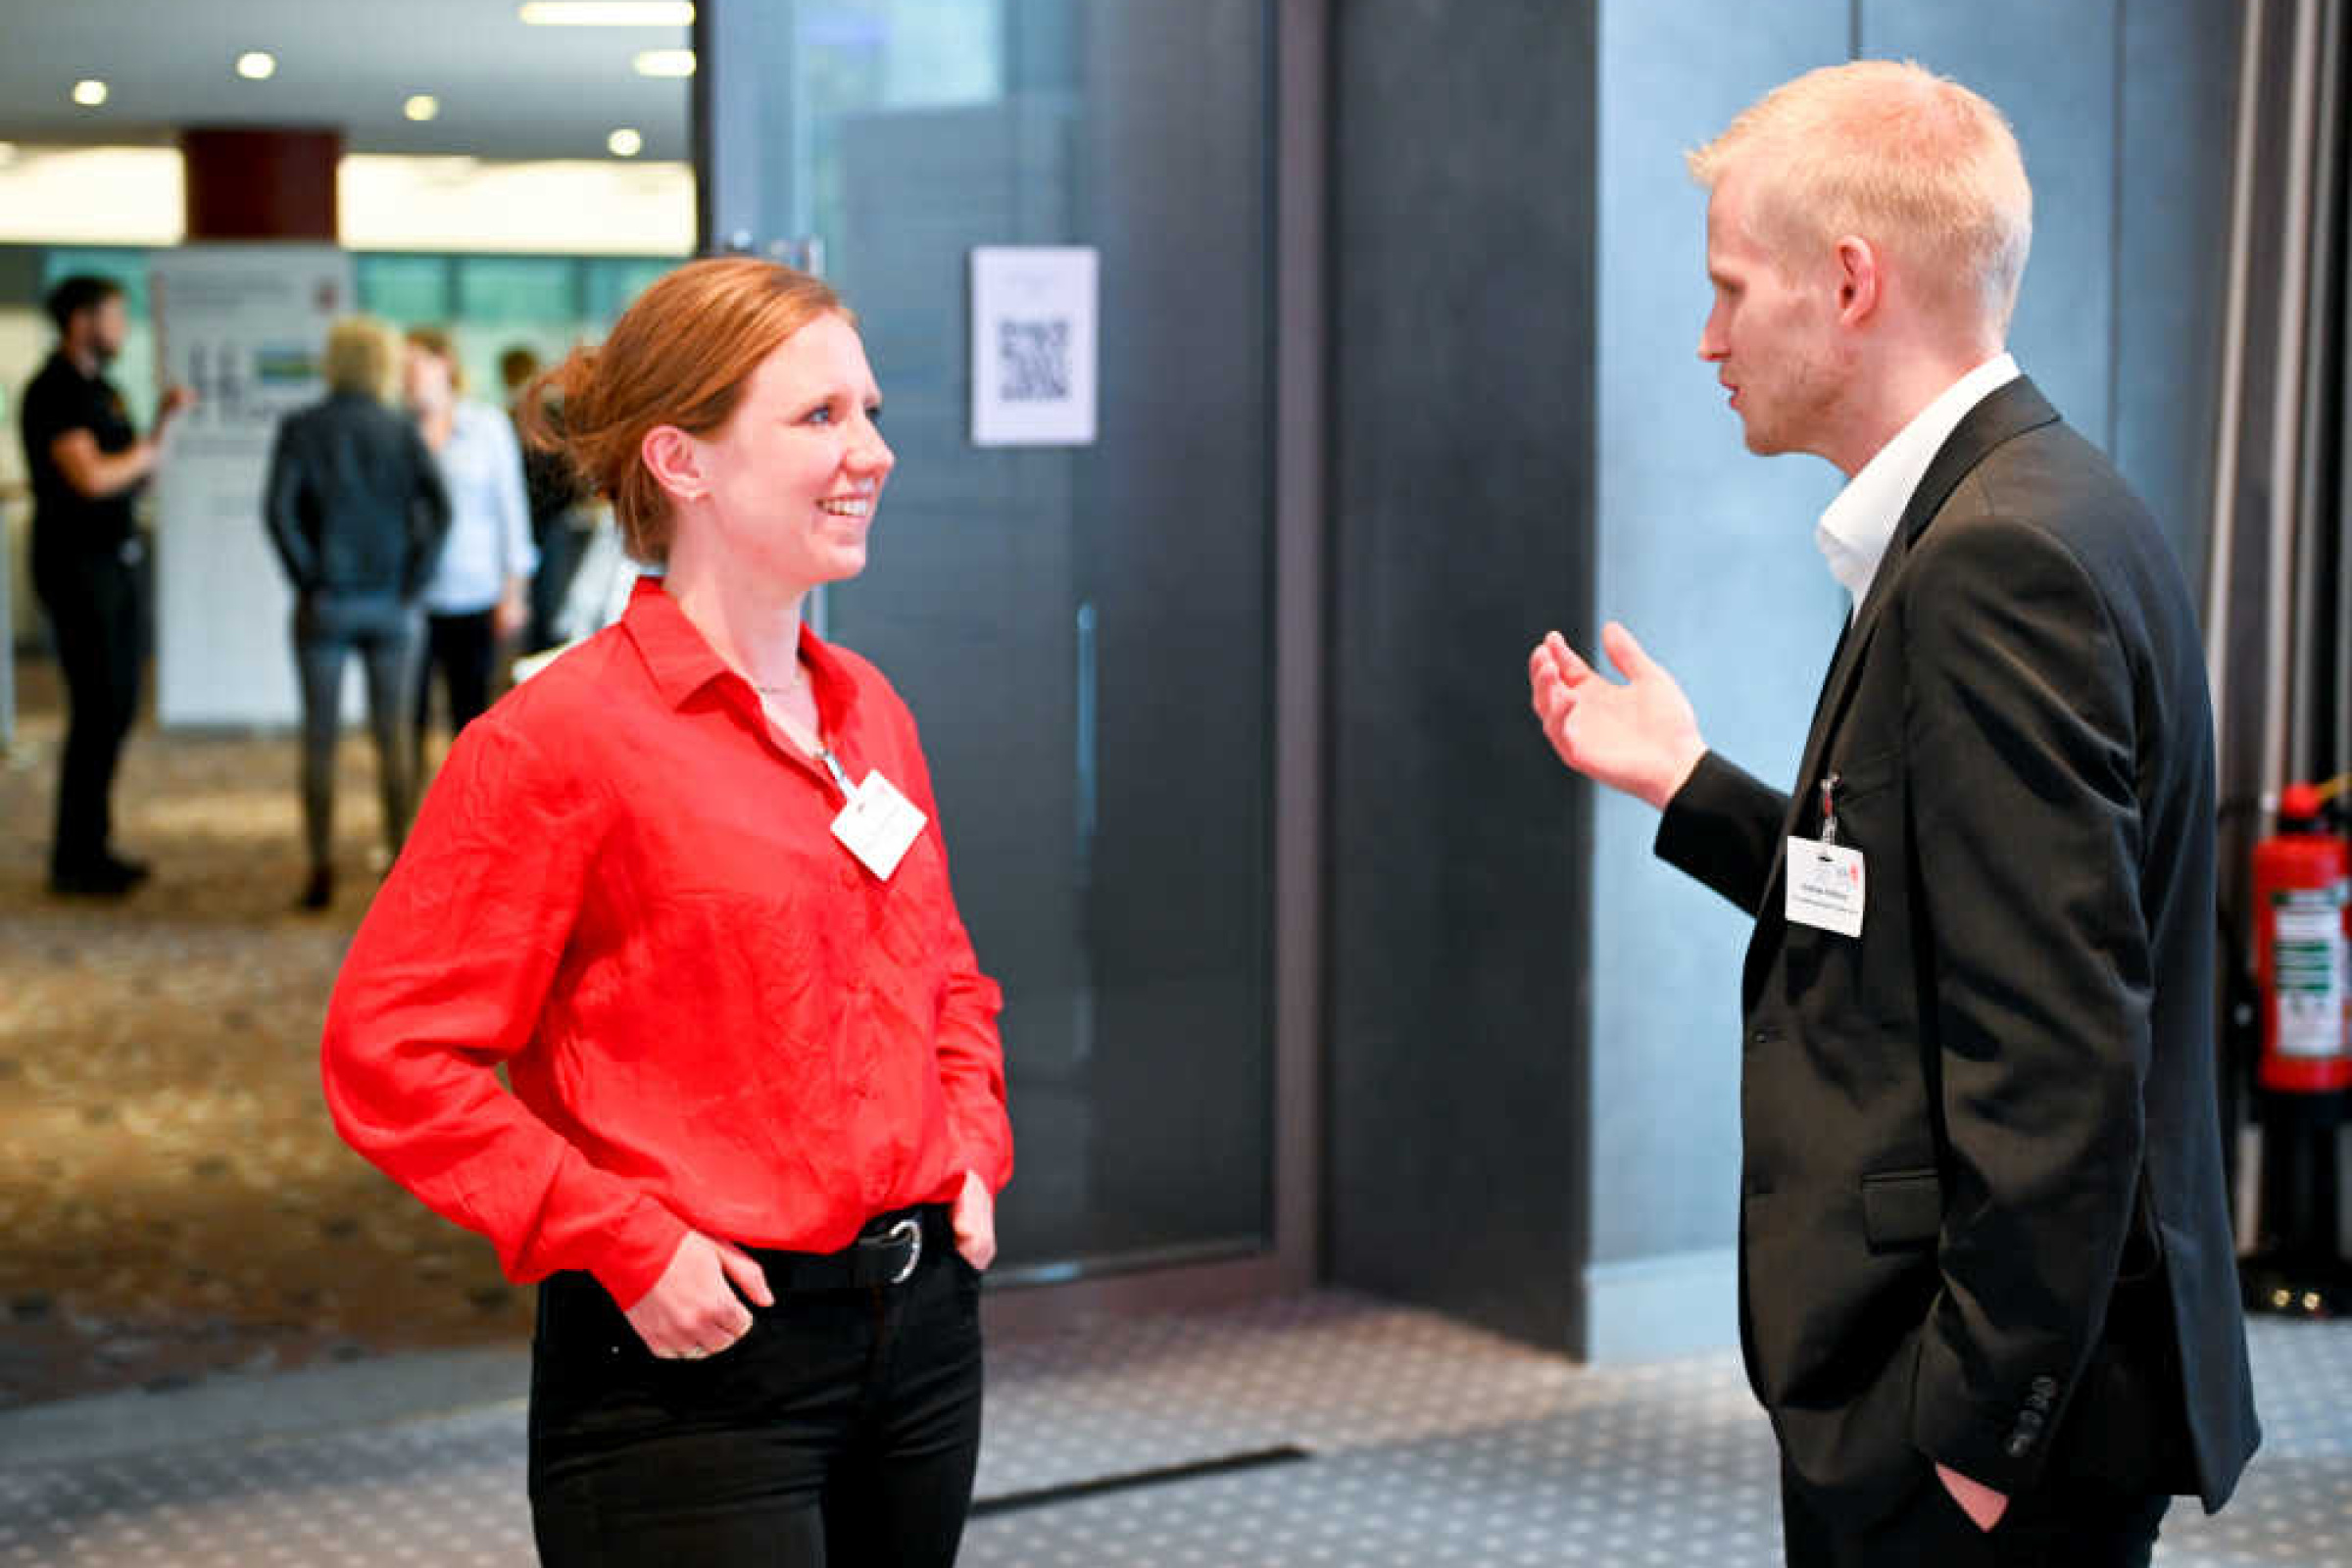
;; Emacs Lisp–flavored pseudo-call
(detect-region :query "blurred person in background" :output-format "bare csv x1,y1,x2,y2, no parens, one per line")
18,274,192,897
323,258,1012,1566
264,316,452,910
405,327,532,770
500,344,598,653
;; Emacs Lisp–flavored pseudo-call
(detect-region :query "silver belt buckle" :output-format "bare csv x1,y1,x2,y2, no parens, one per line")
885,1217,922,1285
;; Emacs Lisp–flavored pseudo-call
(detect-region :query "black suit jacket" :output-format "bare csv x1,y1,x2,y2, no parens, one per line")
1655,378,2259,1525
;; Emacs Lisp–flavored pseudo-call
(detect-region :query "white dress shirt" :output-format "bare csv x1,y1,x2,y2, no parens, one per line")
1815,353,2020,619
420,399,537,615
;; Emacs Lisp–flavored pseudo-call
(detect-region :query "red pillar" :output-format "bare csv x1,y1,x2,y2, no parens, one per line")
180,127,342,241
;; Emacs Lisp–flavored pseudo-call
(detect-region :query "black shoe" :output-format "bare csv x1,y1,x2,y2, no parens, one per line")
97,853,152,887
299,867,334,911
50,861,141,898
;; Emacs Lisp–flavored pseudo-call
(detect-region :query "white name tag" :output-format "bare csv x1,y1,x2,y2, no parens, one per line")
1785,838,1866,938
831,770,928,881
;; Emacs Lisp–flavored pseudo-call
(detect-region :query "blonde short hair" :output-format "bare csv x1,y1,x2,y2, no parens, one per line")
321,316,402,401
1688,60,2033,331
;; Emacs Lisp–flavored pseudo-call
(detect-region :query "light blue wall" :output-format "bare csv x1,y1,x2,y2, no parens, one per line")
1586,2,1847,1331
1860,0,2120,447
1581,0,2240,1359
2114,0,2243,594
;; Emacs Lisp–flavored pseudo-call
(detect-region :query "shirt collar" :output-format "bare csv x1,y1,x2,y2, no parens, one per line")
1815,352,2020,617
621,575,858,719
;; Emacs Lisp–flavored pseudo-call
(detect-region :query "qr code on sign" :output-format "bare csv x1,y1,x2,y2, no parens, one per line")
997,318,1072,403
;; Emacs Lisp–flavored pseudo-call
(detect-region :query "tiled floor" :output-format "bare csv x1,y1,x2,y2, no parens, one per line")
2,1291,2345,1566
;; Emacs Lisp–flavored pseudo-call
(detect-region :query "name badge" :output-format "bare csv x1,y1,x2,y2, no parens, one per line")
1785,838,1866,938
831,770,928,881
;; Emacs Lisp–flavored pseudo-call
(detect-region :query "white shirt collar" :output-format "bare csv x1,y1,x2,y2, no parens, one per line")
1815,352,2020,617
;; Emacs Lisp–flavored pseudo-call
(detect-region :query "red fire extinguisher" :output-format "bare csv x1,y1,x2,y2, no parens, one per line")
2253,780,2352,1094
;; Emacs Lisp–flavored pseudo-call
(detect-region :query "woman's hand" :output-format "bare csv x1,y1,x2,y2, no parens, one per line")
952,1170,997,1271
622,1231,774,1358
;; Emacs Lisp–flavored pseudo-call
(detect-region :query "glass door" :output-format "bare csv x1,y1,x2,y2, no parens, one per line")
700,0,1279,1283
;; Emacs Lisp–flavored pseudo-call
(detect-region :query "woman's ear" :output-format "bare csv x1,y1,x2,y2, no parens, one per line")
640,425,706,504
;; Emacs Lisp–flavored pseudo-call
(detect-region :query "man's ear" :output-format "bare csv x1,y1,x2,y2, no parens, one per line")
1833,235,1882,326
640,425,706,504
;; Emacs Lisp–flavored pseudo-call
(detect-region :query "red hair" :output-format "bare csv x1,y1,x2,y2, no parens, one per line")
518,258,850,564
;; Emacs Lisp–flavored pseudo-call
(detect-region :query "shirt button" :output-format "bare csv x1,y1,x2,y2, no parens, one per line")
2016,1408,2044,1435
2005,1432,2034,1459
840,866,860,889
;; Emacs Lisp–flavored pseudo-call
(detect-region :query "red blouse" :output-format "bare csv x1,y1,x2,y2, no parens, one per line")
321,577,1013,1309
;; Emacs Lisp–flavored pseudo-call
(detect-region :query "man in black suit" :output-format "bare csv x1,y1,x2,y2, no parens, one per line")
1530,61,2258,1566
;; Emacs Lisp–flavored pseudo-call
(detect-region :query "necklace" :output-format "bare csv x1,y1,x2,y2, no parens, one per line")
751,669,808,696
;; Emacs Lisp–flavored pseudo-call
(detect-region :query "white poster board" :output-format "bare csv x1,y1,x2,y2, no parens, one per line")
969,246,1098,447
150,246,353,728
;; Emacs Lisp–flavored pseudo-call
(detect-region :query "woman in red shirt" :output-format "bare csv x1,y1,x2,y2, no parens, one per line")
321,257,1013,1566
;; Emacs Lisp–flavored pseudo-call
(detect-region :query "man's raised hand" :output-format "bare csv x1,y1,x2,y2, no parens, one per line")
1527,622,1707,810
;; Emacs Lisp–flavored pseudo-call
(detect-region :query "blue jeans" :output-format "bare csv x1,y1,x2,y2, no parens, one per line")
292,592,422,870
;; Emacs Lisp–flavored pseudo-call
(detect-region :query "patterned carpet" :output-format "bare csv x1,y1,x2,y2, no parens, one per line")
1,666,533,1409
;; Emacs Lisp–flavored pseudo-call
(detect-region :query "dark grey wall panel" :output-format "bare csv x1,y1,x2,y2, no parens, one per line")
1326,0,1597,1348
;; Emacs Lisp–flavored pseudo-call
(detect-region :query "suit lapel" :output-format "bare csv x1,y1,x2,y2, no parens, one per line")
1741,377,2064,1007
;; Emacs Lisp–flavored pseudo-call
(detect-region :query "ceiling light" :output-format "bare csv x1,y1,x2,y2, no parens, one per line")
632,49,696,77
404,94,441,122
518,2,694,25
235,52,277,80
72,79,109,108
608,127,644,158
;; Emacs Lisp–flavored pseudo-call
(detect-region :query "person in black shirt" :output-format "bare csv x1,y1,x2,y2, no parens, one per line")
18,275,193,896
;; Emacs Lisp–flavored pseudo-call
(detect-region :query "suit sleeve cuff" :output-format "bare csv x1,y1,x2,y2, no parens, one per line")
1911,1333,2064,1495
1653,751,1788,912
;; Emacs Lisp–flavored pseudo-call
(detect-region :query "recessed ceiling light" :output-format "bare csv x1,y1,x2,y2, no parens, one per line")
72,79,109,108
518,2,694,24
404,94,441,122
607,127,644,158
235,52,277,80
632,49,696,77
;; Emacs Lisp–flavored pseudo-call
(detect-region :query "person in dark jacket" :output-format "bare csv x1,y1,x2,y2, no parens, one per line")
265,316,452,910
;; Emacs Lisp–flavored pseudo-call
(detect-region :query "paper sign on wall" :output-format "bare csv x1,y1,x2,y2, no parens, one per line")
970,246,1098,447
150,245,353,728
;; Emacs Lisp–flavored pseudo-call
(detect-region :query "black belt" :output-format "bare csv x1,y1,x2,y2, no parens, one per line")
752,1204,949,1292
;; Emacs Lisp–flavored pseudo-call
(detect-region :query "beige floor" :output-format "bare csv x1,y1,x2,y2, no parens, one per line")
0,660,532,1409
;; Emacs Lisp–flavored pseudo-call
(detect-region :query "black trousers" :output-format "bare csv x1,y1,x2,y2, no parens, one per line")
1780,1460,2170,1568
414,608,496,763
33,547,142,876
528,1212,985,1567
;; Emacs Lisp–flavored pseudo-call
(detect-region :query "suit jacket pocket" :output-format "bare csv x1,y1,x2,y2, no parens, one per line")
1859,1168,1942,1252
